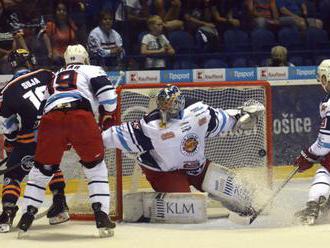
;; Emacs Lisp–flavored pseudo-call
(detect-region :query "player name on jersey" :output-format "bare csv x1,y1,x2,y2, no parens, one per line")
21,78,41,90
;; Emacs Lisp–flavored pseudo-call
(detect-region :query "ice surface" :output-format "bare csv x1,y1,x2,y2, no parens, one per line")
2,179,330,248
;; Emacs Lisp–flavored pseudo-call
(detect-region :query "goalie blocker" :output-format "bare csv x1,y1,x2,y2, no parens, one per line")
124,163,256,223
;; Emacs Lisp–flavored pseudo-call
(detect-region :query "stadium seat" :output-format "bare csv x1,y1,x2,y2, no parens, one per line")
203,58,228,68
250,28,276,52
304,27,330,50
167,30,196,54
278,27,304,50
288,56,304,66
231,57,248,68
223,29,250,52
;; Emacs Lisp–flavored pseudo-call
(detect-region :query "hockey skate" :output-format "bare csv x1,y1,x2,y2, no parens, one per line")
294,196,328,225
92,202,116,238
17,205,38,239
47,194,70,225
0,205,19,233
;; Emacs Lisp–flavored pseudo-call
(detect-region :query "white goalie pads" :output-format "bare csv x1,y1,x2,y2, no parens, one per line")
227,100,265,131
202,163,255,216
124,192,207,224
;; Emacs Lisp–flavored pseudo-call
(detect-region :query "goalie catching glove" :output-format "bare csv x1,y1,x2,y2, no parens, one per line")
98,105,117,131
294,149,320,172
227,100,265,131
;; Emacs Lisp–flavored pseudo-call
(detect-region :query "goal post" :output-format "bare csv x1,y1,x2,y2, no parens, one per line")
68,81,273,221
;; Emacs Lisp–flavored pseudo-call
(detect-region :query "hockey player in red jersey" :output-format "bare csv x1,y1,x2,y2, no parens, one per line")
0,49,69,233
17,44,117,238
294,59,330,225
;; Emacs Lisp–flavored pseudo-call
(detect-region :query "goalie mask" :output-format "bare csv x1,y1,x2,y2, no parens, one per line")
156,85,185,127
64,44,90,65
317,59,330,93
8,49,37,69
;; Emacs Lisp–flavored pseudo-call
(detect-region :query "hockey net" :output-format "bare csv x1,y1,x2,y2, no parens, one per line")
67,81,273,221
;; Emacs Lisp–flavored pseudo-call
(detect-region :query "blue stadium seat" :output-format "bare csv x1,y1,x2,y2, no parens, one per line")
223,29,250,52
278,27,304,50
167,30,196,53
231,57,248,68
288,56,304,66
304,27,330,50
203,59,228,68
250,28,276,52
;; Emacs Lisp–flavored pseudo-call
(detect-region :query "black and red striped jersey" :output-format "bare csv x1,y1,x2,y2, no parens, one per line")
0,69,54,144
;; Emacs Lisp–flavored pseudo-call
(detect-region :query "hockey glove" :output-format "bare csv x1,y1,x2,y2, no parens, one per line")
4,139,15,157
232,100,265,130
98,105,117,131
294,149,319,172
320,153,330,172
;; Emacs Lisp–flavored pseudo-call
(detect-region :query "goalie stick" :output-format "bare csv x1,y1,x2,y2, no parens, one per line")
229,167,299,225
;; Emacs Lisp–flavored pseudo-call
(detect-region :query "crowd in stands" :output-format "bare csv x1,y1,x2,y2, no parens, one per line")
0,0,330,73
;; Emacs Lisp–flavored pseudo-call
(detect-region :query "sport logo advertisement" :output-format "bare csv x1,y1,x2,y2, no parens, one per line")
193,69,225,82
127,71,160,83
180,133,200,156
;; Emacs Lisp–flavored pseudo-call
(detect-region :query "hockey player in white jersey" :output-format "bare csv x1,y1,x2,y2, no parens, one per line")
16,44,117,238
294,59,330,225
102,84,265,223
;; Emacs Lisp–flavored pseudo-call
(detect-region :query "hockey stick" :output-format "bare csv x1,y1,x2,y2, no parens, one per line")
114,71,125,88
0,157,8,167
229,167,299,225
0,160,20,176
249,167,299,224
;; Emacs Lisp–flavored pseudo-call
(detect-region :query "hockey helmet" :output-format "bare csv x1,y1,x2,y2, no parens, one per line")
64,44,90,65
317,59,330,93
8,49,37,69
156,85,185,121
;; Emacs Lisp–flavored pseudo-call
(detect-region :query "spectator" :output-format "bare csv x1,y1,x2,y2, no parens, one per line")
183,0,220,52
276,0,323,30
0,1,27,73
245,0,280,29
115,0,153,53
152,0,184,31
266,45,294,66
140,15,175,69
211,0,241,29
88,9,124,70
42,0,78,67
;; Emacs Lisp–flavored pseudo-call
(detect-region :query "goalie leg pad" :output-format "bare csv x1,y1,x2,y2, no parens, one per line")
124,192,207,224
202,163,255,215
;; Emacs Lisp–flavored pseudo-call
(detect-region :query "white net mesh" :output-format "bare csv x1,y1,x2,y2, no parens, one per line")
67,82,272,220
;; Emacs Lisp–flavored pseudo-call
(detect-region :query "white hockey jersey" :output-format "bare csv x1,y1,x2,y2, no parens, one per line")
310,95,330,156
102,99,236,172
44,64,117,114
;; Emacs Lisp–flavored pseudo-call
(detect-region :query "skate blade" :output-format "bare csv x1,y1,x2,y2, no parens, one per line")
304,216,316,225
17,230,28,239
49,212,70,225
0,224,11,233
98,228,114,238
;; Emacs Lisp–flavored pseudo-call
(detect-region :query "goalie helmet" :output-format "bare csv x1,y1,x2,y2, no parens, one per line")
8,49,37,69
156,85,185,126
317,59,330,93
64,44,90,65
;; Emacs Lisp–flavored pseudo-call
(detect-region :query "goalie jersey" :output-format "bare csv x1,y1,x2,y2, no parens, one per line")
310,95,330,156
102,100,236,172
0,69,53,144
